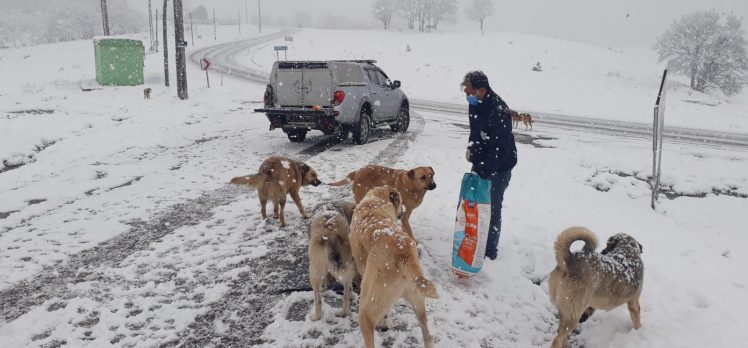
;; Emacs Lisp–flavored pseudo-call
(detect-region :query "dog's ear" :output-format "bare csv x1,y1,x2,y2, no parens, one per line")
388,189,401,208
408,169,415,179
299,162,310,177
601,237,618,255
638,242,643,253
429,167,434,175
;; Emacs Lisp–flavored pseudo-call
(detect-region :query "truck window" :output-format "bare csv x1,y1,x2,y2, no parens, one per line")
366,69,381,86
335,64,366,84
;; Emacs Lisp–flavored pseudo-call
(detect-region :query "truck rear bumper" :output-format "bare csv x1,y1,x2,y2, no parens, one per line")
254,107,339,134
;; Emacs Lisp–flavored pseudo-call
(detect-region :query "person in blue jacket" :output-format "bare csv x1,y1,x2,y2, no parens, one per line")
462,71,518,260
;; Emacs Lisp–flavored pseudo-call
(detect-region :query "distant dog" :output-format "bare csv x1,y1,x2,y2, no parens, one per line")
143,87,152,99
308,201,357,321
519,113,534,130
328,165,436,240
510,109,522,129
548,227,644,348
349,185,438,348
230,156,322,227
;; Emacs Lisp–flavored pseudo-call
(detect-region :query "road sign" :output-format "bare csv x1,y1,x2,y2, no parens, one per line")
274,45,288,51
176,41,188,48
284,36,294,42
200,58,210,70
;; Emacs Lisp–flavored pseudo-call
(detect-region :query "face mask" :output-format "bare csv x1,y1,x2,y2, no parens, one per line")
466,95,479,105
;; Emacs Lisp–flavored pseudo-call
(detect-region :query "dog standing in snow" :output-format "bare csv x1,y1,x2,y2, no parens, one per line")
548,227,644,348
308,201,357,321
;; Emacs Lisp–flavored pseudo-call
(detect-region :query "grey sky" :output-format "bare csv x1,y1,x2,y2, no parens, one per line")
132,0,748,46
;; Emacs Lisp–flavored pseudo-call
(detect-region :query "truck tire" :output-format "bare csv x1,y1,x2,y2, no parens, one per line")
287,129,307,142
352,109,371,145
390,104,410,133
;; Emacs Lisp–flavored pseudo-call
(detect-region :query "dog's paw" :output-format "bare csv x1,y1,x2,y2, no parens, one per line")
335,309,350,318
309,311,322,321
376,316,393,332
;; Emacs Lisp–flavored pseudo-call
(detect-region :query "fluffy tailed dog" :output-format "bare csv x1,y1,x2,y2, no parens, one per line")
519,112,534,130
229,156,321,227
328,165,436,239
308,201,357,321
143,87,152,99
349,185,438,348
548,227,644,348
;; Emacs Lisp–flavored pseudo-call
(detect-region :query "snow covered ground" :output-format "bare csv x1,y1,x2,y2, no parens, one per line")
1,25,747,347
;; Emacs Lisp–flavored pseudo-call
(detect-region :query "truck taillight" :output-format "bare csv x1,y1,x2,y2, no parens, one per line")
333,90,345,106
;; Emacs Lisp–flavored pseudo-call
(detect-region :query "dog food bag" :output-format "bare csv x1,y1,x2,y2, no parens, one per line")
452,173,492,278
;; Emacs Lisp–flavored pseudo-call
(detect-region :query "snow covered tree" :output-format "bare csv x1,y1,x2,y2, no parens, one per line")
372,0,398,30
427,0,457,30
192,5,209,23
466,0,495,32
655,11,748,95
399,0,419,30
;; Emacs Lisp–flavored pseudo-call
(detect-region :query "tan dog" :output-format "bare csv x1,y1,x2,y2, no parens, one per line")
143,87,152,99
230,156,322,227
350,186,438,348
328,165,436,239
548,227,644,348
308,201,357,321
519,112,534,130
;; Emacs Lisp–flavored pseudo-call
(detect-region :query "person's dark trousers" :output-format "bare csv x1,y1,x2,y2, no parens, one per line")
486,169,512,260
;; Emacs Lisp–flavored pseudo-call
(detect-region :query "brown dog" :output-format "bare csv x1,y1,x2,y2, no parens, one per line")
328,165,436,239
350,185,438,348
548,227,644,348
143,87,152,99
308,201,357,321
519,112,534,130
510,109,522,129
230,156,322,227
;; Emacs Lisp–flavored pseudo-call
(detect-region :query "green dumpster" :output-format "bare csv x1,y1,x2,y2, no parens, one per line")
94,38,144,86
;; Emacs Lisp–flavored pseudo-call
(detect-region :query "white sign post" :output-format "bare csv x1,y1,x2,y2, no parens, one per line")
274,45,288,61
200,58,211,88
651,69,668,209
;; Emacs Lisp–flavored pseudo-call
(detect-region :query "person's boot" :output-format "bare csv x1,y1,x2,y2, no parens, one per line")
485,248,498,260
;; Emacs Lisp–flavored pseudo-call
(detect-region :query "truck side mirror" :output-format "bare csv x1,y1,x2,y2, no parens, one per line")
393,80,401,89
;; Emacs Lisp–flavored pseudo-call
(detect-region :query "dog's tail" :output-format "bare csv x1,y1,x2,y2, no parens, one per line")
554,226,597,273
315,215,351,273
229,173,263,189
326,171,356,187
400,258,438,299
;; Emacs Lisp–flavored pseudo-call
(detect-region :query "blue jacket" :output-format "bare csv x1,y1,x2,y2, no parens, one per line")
467,91,517,178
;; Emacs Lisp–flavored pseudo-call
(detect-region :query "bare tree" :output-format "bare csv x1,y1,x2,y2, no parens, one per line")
372,0,398,30
655,11,748,95
466,0,494,32
399,0,418,30
427,0,456,30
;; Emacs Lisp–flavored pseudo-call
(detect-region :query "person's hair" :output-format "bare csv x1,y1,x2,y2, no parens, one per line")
463,70,491,91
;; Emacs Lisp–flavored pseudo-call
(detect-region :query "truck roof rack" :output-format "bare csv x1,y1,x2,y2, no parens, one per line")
331,60,377,64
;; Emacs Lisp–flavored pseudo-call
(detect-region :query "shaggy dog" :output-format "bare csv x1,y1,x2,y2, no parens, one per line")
548,227,644,348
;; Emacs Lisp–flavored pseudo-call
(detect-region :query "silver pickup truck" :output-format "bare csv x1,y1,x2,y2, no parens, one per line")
254,60,409,144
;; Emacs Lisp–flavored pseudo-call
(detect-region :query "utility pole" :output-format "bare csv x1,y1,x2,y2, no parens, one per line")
155,9,159,52
100,0,110,36
258,0,262,34
189,12,194,46
163,0,169,87
213,10,217,40
245,0,248,24
238,10,241,35
148,0,154,51
174,0,188,99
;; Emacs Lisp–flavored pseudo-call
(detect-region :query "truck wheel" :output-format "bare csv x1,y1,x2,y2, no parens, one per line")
390,105,410,133
352,110,371,145
287,129,307,142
